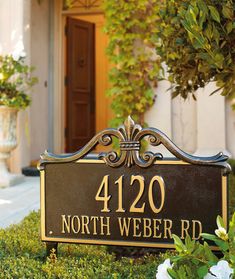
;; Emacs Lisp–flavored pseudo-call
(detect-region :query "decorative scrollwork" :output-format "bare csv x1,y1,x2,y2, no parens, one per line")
39,116,230,172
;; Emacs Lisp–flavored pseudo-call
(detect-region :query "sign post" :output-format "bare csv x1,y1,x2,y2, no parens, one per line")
39,116,230,255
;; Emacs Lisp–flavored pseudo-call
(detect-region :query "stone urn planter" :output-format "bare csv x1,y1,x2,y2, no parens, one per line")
0,106,23,187
0,54,38,187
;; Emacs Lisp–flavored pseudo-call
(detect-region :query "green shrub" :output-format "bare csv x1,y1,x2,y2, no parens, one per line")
0,211,171,278
1,168,235,278
156,214,235,278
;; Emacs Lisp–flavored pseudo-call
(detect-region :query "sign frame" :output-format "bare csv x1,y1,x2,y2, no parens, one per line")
39,116,230,254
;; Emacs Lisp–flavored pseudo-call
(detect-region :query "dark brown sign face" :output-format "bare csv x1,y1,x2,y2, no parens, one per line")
41,159,227,249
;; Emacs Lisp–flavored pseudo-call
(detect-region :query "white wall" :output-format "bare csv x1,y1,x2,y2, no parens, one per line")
172,97,197,154
0,0,31,172
226,98,235,157
145,80,172,157
0,0,50,172
195,83,227,156
30,0,49,161
146,81,232,158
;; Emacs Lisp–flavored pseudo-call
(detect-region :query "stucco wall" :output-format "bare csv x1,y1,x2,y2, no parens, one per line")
0,0,50,172
0,0,31,172
145,81,232,157
226,99,235,157
30,0,49,162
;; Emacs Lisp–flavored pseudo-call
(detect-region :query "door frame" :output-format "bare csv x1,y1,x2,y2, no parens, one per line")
52,0,103,154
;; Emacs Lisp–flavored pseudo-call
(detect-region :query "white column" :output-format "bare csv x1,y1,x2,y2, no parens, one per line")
30,0,49,162
225,98,235,158
195,82,229,157
145,79,172,157
0,0,31,174
172,96,197,154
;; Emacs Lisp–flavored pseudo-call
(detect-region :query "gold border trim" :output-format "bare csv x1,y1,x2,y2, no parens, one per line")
76,159,190,165
40,159,227,251
222,175,228,229
40,170,46,240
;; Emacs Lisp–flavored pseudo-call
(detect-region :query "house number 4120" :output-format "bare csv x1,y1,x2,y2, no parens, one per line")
95,175,165,214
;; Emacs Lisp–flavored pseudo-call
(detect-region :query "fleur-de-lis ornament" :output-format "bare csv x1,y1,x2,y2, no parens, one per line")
99,116,162,167
39,116,229,171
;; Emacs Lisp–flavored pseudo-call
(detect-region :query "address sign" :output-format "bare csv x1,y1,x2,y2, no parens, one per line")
39,116,230,252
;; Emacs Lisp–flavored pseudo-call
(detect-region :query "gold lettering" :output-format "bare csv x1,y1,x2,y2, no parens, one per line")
148,176,165,214
181,219,190,239
100,217,111,236
130,175,145,213
91,216,99,235
115,175,125,212
143,218,152,238
153,219,162,238
61,215,71,233
164,219,172,239
71,215,81,233
81,215,90,234
118,217,131,236
192,220,202,240
133,218,142,237
95,175,111,212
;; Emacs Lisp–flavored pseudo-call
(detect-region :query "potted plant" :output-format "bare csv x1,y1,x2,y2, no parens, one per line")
0,53,37,187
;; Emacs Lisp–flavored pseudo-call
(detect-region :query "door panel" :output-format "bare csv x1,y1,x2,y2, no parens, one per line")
66,17,95,152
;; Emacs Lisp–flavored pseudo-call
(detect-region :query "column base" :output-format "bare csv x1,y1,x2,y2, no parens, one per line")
0,173,25,188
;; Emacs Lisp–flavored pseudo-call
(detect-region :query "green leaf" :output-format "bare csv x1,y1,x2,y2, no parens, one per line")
197,265,208,278
167,268,178,279
216,215,225,229
214,239,229,251
197,0,208,15
201,233,218,242
212,24,220,45
208,6,220,23
172,234,185,251
226,22,233,34
222,6,233,19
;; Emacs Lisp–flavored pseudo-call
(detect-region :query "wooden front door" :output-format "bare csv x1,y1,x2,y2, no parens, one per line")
66,17,95,153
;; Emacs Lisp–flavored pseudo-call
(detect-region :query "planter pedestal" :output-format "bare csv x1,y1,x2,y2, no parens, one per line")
0,156,24,188
0,107,24,188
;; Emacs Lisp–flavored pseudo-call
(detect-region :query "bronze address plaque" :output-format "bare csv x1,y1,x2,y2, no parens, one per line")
39,117,229,250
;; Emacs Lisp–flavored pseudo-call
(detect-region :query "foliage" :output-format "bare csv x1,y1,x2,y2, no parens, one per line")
61,0,235,120
0,55,37,109
62,0,74,9
157,0,235,100
104,0,161,127
156,214,235,278
0,211,172,278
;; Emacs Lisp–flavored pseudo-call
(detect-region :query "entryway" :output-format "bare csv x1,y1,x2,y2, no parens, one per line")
65,14,112,153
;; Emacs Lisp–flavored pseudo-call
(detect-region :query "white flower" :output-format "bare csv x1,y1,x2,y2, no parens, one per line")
215,227,228,241
12,41,26,61
204,260,233,279
156,259,173,279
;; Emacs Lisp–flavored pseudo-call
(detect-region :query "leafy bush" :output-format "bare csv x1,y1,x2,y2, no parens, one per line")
0,211,171,278
0,55,37,109
157,0,235,100
156,214,235,278
104,0,161,127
